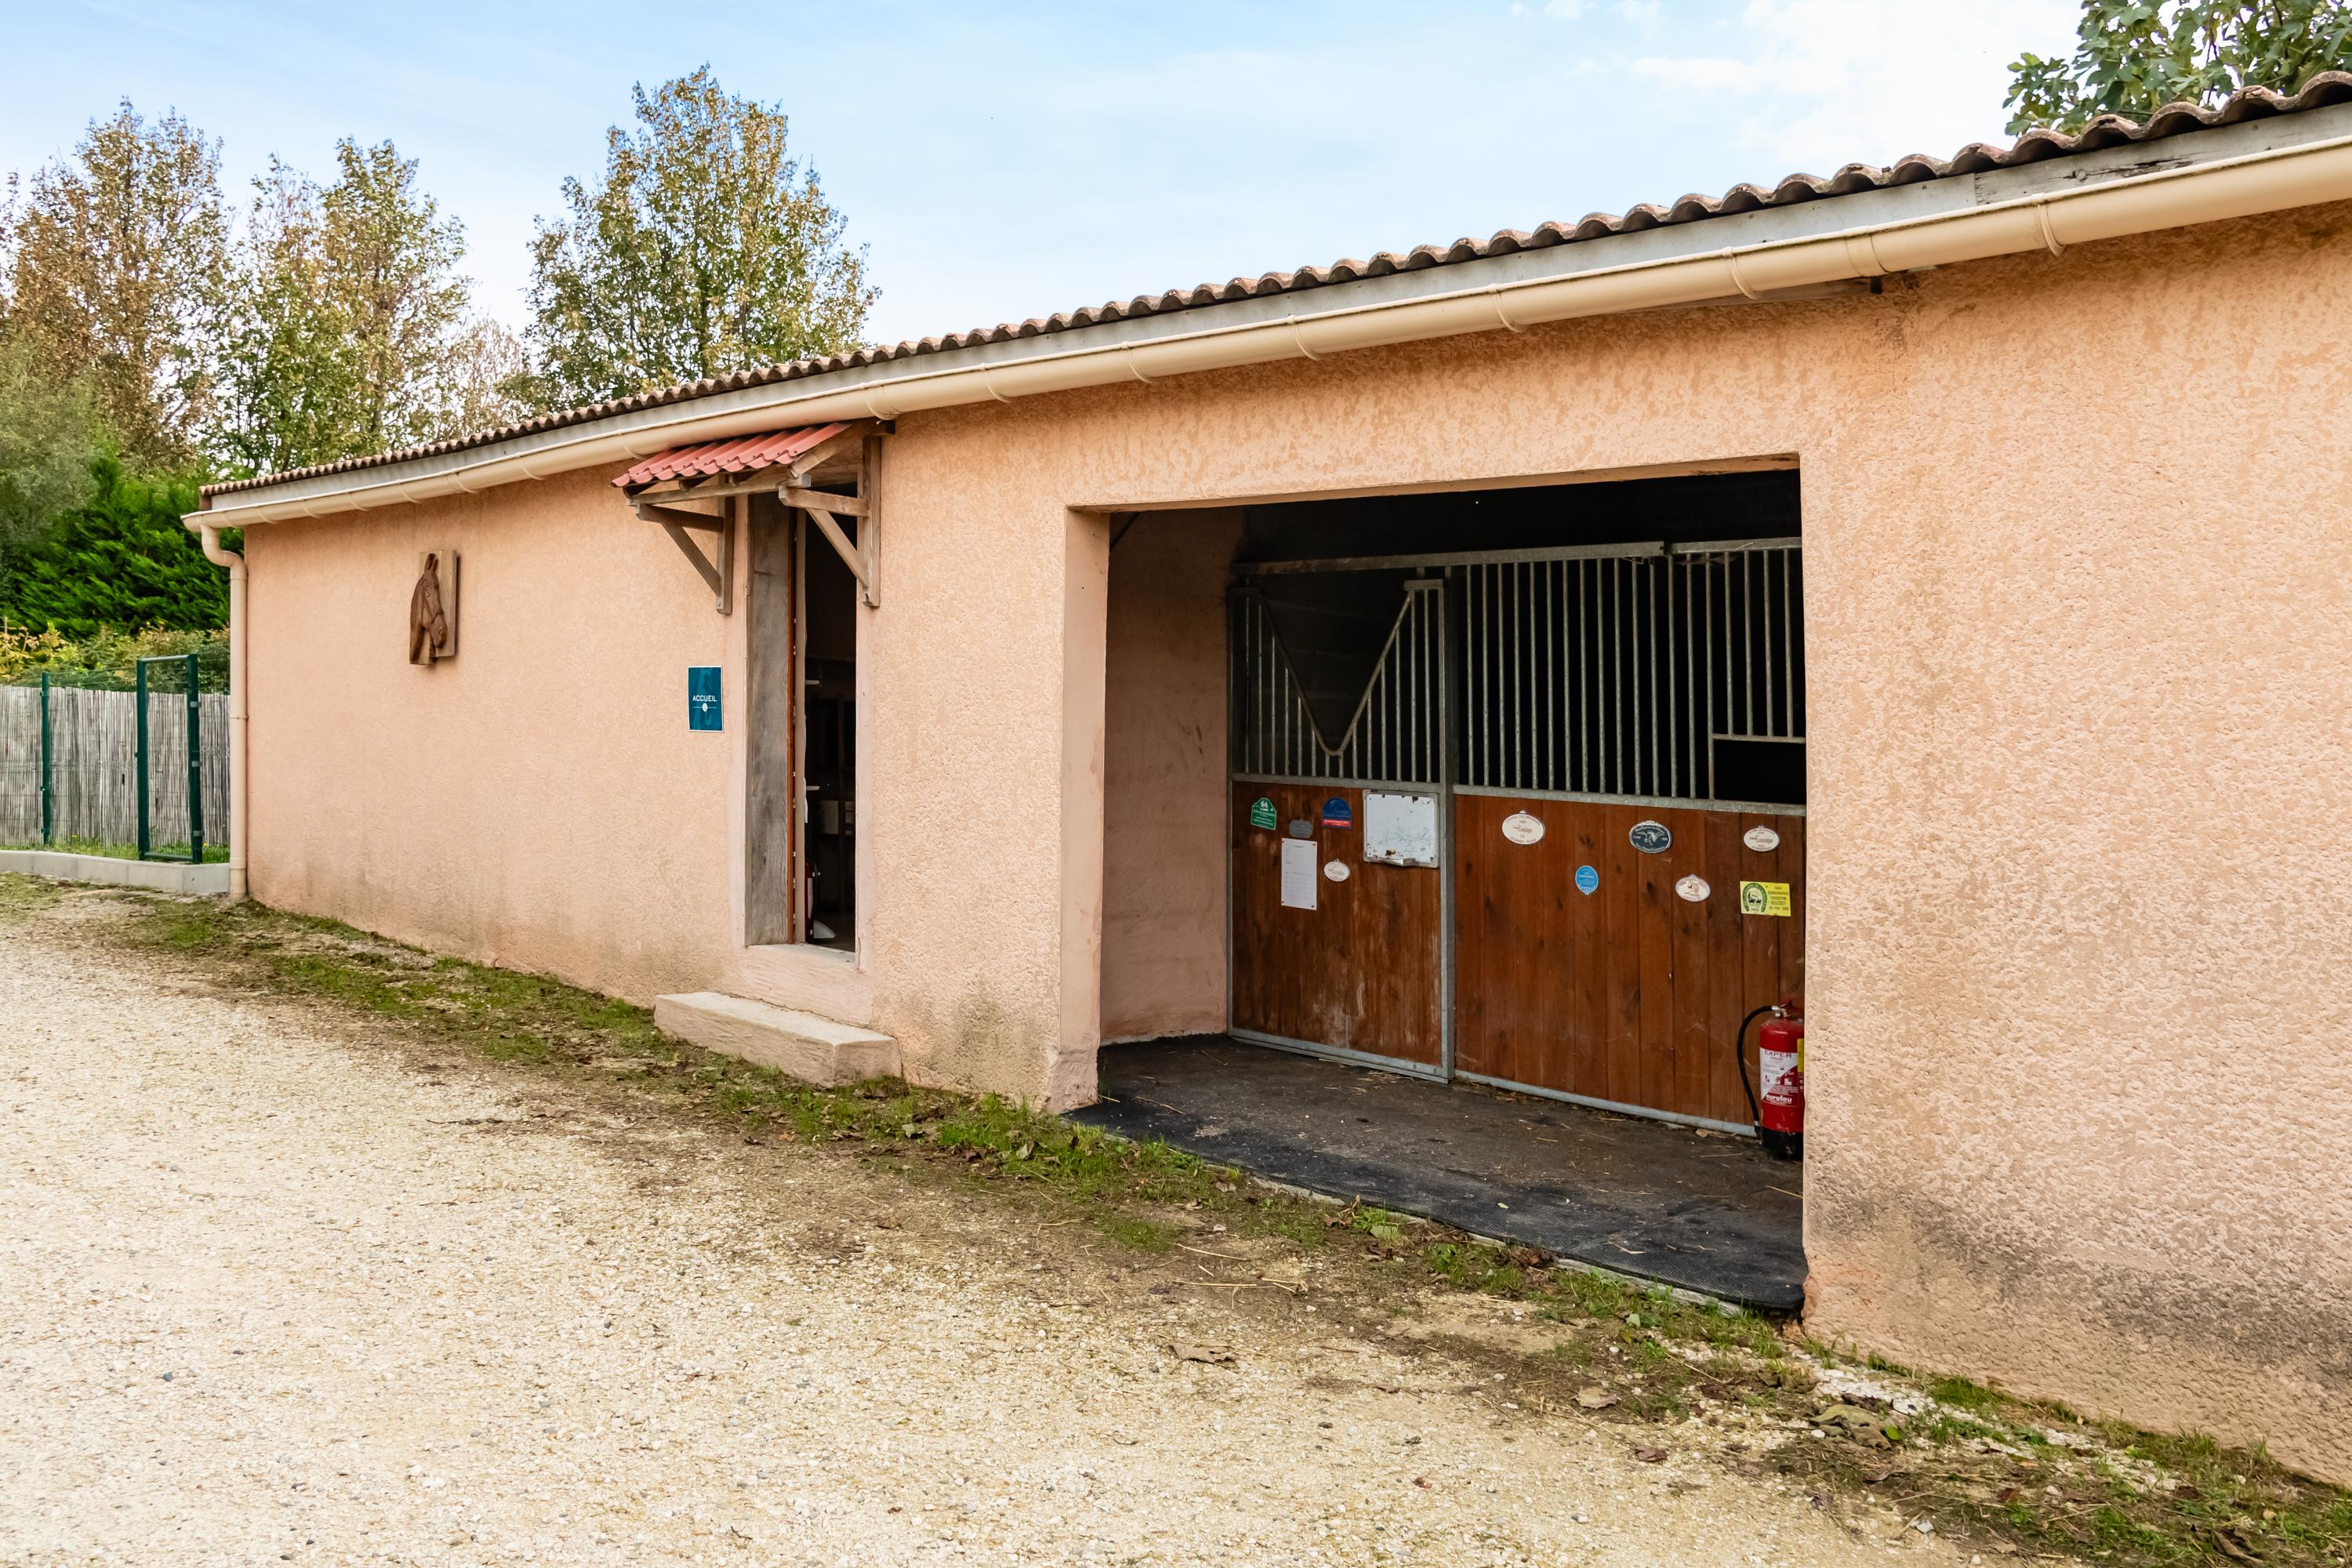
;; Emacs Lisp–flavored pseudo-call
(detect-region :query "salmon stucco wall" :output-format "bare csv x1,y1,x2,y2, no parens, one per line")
244,467,740,1001
240,201,2352,1481
1101,509,1242,1040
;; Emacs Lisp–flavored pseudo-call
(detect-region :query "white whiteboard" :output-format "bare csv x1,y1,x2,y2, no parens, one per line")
1363,791,1439,867
1279,837,1319,909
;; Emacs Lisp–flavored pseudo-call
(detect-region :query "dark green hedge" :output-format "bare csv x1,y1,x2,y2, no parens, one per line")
0,458,229,637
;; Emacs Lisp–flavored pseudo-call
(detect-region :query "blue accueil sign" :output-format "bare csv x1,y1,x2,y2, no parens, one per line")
1575,864,1599,896
687,666,723,731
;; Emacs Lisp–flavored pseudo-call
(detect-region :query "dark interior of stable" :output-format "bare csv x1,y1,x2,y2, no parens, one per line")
803,515,858,949
1092,465,1809,1305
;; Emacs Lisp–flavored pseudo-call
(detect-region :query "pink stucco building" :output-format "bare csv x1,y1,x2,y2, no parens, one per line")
191,80,2352,1482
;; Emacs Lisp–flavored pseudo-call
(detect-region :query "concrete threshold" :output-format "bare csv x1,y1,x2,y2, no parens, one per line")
654,991,898,1088
0,849,230,897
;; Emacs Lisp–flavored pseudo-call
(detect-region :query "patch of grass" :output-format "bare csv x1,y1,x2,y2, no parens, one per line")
1098,1215,1177,1252
0,872,62,914
1776,1385,2352,1568
14,837,230,862
1928,1373,2003,1411
1258,1212,1331,1250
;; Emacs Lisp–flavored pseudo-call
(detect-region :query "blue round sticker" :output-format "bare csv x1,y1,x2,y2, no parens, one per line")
1574,864,1599,896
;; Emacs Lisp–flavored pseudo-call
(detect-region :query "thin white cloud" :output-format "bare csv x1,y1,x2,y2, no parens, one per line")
1633,0,2078,169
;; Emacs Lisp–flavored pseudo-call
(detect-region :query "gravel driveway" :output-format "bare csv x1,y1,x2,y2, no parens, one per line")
0,901,1950,1566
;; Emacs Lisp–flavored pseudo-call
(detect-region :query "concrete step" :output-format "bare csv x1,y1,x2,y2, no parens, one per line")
652,992,898,1087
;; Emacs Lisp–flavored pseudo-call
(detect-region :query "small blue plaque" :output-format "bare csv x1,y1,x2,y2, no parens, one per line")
1575,864,1599,896
687,666,723,731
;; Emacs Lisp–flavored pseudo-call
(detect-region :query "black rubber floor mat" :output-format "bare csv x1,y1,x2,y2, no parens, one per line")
1069,1035,1805,1311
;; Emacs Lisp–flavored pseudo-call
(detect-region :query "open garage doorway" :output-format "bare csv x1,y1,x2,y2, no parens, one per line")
1093,468,1808,1305
1230,470,1805,1127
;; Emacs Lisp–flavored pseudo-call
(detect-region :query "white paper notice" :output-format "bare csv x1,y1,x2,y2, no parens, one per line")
1279,837,1319,910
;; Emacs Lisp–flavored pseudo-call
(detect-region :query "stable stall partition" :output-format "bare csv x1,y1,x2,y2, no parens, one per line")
1227,524,1806,1133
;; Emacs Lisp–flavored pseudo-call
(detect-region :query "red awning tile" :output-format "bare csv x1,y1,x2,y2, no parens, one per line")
613,423,849,492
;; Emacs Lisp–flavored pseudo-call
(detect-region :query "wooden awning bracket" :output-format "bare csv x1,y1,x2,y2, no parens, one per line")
783,428,883,609
622,421,884,613
633,496,734,614
801,502,871,605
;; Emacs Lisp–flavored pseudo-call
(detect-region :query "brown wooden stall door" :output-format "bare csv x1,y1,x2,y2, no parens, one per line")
1454,797,1803,1125
1230,782,1443,1068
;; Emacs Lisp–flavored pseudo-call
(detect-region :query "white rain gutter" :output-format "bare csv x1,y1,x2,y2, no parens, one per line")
177,124,2352,906
185,521,247,902
191,126,2352,531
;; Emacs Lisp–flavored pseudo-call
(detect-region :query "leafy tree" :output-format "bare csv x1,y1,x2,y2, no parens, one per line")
0,623,227,691
211,140,480,474
524,67,875,408
429,314,534,439
209,158,361,474
0,456,223,637
1,102,232,466
2008,0,2352,133
321,139,469,452
0,334,107,565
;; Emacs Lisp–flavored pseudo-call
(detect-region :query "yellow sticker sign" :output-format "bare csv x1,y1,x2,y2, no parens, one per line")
1739,880,1792,917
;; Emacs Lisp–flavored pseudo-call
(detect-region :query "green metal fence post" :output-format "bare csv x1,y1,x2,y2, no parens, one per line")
38,670,52,846
135,659,151,861
184,652,204,865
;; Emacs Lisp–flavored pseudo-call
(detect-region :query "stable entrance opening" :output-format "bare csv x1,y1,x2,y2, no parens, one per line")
1091,469,1808,1302
800,510,859,949
1225,471,1806,1131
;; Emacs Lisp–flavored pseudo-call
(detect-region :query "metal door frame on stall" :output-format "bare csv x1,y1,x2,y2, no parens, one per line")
1446,536,1806,1131
1225,535,1807,1133
1226,572,1454,1080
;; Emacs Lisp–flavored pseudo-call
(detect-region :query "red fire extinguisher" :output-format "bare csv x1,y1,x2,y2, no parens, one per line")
1737,1003,1804,1161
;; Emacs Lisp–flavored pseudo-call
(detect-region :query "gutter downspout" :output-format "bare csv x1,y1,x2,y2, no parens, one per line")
185,515,247,902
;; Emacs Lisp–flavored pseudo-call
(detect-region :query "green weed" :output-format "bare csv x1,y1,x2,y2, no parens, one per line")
20,837,231,863
0,873,61,915
1927,1374,2002,1410
1098,1215,1176,1252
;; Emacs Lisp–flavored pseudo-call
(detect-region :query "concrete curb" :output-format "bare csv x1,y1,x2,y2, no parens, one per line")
0,849,232,897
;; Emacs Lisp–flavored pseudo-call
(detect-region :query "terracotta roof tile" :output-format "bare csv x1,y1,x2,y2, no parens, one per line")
201,73,2352,503
612,422,846,491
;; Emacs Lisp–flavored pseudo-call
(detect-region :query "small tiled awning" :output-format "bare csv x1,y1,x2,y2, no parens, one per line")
612,423,848,492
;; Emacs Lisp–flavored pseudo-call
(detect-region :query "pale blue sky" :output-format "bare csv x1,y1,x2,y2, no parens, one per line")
2,0,2078,349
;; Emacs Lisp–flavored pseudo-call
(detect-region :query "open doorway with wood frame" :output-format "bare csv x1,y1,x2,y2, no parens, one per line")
621,419,883,953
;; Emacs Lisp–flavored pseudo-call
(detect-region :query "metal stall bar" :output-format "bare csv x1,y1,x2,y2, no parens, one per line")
1437,538,1804,815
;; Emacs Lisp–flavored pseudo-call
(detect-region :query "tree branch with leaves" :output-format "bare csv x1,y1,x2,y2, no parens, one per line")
2,102,231,468
2008,0,2352,134
524,67,876,408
